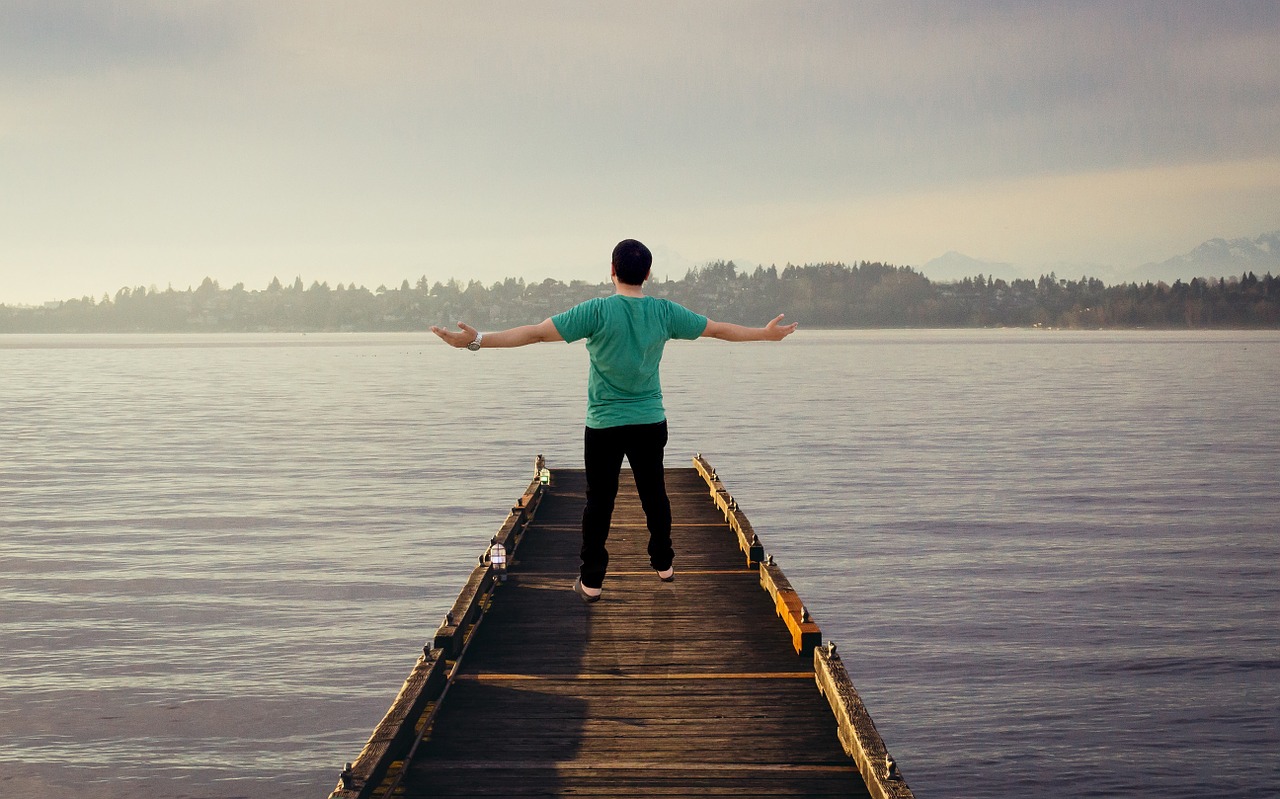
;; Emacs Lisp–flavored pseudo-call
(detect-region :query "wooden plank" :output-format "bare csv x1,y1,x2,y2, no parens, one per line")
402,774,861,798
416,761,856,772
456,671,814,681
814,643,915,799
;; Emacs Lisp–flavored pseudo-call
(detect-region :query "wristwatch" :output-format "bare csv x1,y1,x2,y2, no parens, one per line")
467,332,483,351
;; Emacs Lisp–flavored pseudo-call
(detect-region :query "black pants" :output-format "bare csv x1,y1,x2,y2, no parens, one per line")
580,420,672,590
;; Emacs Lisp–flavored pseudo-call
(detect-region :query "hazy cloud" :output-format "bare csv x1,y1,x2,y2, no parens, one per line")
2,1,1279,304
0,0,240,75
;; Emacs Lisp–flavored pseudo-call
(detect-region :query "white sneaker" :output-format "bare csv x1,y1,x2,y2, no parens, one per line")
656,567,675,582
572,577,601,603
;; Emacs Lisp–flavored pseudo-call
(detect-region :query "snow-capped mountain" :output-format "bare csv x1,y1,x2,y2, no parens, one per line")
1130,231,1280,283
918,231,1280,285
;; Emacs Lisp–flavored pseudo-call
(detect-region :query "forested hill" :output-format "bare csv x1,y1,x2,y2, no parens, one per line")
3,261,1278,332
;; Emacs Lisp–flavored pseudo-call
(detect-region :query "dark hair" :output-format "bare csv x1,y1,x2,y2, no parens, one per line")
611,239,652,286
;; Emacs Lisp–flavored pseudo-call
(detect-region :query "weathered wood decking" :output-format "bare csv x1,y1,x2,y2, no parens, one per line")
329,457,912,799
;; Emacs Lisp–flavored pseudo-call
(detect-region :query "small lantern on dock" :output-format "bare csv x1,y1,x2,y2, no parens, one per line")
488,536,508,582
539,467,551,486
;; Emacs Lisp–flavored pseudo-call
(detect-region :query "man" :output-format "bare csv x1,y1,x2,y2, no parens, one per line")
431,239,797,603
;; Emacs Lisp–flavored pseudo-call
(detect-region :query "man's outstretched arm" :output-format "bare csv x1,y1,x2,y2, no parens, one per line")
701,314,798,342
431,318,564,349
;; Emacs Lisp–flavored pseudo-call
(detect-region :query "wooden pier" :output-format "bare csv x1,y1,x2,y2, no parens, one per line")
329,456,912,799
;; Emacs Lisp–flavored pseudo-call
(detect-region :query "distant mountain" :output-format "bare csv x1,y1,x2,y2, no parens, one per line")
918,251,1021,282
1129,231,1280,283
919,231,1280,286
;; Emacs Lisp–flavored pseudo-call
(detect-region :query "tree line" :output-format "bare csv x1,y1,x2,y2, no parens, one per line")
3,262,1278,333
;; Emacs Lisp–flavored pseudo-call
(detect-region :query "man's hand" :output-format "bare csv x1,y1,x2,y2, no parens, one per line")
764,314,799,341
431,322,479,348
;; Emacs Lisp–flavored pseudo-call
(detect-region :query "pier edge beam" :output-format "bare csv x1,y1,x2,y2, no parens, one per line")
328,469,546,799
815,643,915,799
759,559,823,655
328,648,448,799
692,453,764,566
695,453,912,798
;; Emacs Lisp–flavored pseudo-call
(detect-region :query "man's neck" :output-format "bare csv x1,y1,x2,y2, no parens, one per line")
613,279,645,298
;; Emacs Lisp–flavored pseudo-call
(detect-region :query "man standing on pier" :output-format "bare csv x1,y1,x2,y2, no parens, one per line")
431,239,796,602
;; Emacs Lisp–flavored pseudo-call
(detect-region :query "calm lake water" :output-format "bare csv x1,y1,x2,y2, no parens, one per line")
2,329,1277,798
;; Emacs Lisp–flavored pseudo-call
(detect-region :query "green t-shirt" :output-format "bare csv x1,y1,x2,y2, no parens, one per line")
551,294,708,429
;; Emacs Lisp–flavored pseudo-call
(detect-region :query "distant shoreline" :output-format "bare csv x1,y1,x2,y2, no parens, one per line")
3,262,1277,332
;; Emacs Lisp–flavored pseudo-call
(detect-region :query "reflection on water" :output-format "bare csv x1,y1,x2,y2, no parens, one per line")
1,330,1278,798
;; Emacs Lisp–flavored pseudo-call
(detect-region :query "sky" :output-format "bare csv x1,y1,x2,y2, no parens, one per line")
2,0,1279,305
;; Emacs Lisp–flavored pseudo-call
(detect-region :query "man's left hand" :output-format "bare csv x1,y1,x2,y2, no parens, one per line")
430,322,479,348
